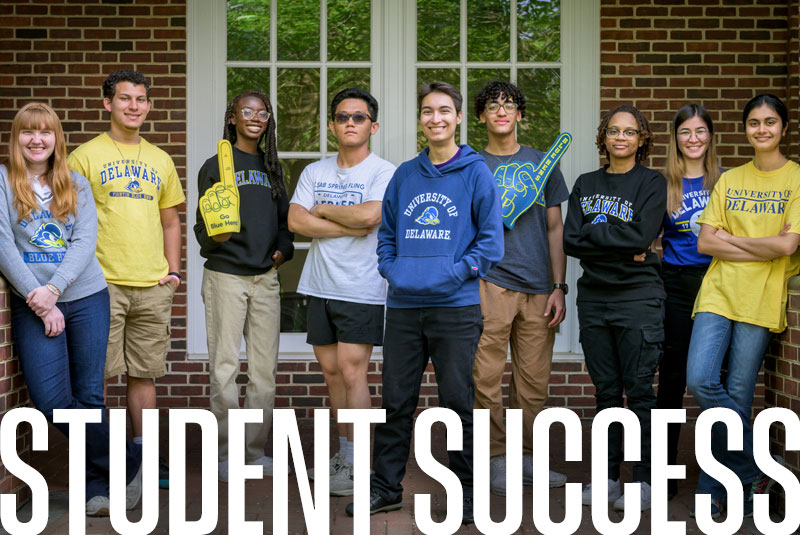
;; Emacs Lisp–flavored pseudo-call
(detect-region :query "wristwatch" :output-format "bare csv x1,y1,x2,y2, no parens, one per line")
552,283,568,295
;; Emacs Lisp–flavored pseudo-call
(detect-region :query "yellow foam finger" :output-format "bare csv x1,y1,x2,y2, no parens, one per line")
217,139,237,190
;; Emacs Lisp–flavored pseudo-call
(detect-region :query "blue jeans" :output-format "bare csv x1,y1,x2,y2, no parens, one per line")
11,289,141,499
686,312,771,501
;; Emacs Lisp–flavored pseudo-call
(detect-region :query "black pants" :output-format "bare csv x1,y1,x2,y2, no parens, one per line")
656,263,707,465
371,305,483,501
578,298,664,483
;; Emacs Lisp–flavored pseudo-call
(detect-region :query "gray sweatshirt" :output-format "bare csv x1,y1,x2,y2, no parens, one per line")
0,165,106,301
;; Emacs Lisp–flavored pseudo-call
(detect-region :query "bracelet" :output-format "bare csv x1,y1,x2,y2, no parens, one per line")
46,283,61,297
168,271,182,284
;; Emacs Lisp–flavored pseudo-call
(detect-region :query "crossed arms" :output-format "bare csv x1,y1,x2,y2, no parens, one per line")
288,201,381,238
698,223,800,261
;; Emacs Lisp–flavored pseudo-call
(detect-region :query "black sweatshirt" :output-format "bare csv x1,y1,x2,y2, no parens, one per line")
194,147,294,276
563,163,666,302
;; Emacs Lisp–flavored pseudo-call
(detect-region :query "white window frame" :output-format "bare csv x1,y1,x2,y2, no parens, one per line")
186,0,599,359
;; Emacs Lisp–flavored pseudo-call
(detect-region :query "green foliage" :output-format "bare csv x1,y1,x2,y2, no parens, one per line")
517,68,560,151
467,0,511,62
417,0,460,61
277,0,320,60
518,0,560,62
328,0,371,61
227,0,270,61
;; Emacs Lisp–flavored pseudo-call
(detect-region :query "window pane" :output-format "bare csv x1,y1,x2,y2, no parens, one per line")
416,68,460,153
280,158,316,243
277,69,320,152
518,0,560,62
328,0,370,61
516,68,560,151
227,0,270,61
467,0,510,62
278,0,320,60
416,0,460,62
227,68,270,103
467,69,510,150
326,68,371,151
280,248,309,332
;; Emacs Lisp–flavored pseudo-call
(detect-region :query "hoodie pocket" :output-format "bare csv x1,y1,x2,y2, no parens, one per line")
388,255,462,297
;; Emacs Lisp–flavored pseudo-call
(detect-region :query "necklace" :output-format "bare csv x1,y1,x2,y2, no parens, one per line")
109,133,142,162
486,149,519,166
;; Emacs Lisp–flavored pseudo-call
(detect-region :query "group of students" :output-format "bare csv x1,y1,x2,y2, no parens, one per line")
1,66,798,526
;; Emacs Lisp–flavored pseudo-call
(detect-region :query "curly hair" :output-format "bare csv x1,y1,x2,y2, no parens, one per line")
102,69,150,100
473,81,527,119
595,104,653,162
223,90,285,199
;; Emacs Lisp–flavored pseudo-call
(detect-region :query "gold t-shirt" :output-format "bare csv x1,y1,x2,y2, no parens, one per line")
694,160,800,332
68,133,185,286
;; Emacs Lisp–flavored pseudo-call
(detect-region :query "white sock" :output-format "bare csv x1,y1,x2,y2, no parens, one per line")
133,436,142,445
338,436,347,455
342,440,354,465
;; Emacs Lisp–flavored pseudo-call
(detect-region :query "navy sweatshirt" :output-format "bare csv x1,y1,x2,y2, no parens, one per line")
563,163,666,302
377,145,504,308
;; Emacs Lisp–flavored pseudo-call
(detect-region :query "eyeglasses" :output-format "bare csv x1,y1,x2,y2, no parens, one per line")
605,127,640,138
677,128,710,140
240,107,270,122
333,112,373,124
485,101,518,113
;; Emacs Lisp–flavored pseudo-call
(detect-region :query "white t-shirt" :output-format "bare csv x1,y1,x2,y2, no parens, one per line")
291,153,396,305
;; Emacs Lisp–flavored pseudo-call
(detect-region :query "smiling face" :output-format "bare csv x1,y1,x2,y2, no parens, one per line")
329,98,378,149
420,91,462,146
479,93,521,137
604,111,643,162
745,104,787,154
231,95,269,147
676,115,711,162
104,81,151,134
18,126,56,171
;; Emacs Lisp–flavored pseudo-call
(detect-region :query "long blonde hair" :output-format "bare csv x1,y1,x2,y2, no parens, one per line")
7,102,77,222
665,104,720,215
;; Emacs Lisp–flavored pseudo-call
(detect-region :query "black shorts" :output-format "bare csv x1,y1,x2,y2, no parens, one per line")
305,296,385,346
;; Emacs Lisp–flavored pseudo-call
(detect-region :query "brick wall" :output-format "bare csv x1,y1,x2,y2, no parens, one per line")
600,0,798,169
0,0,187,501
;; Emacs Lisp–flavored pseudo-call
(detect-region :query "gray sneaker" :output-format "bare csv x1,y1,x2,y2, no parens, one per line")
308,451,347,481
86,496,110,517
581,479,622,505
329,462,355,496
489,455,508,496
522,453,567,488
126,461,143,510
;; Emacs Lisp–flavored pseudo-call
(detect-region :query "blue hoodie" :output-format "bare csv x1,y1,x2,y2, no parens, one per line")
377,145,504,308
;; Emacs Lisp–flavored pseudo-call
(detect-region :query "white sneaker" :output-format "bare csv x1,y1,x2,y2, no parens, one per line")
489,455,507,496
613,481,651,511
218,460,229,483
308,451,347,481
86,496,110,517
582,479,622,505
329,462,355,496
126,462,143,510
521,454,567,488
251,455,292,476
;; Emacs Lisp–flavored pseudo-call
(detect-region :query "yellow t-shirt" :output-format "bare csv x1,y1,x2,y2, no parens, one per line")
68,133,185,286
694,160,800,332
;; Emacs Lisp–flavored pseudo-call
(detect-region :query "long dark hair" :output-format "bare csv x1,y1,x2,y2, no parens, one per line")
223,90,284,198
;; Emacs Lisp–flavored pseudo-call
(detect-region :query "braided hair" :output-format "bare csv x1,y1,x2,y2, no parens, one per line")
223,90,284,199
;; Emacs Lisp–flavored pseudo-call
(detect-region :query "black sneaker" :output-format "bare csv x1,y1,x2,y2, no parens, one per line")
462,496,474,525
159,457,169,489
345,489,402,517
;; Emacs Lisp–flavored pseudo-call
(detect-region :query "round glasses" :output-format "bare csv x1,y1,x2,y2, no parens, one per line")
677,128,710,140
605,127,640,138
240,107,270,122
485,101,518,113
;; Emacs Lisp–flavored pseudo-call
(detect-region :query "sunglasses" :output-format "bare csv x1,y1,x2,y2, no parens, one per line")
333,112,373,125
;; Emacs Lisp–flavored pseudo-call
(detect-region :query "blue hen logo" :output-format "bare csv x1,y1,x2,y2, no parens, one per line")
29,223,66,249
415,206,440,226
125,179,142,193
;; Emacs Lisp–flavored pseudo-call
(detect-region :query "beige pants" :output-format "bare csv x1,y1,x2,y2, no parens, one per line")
473,279,555,457
202,267,280,462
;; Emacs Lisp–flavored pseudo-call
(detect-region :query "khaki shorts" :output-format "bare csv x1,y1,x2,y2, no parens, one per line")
106,282,175,379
